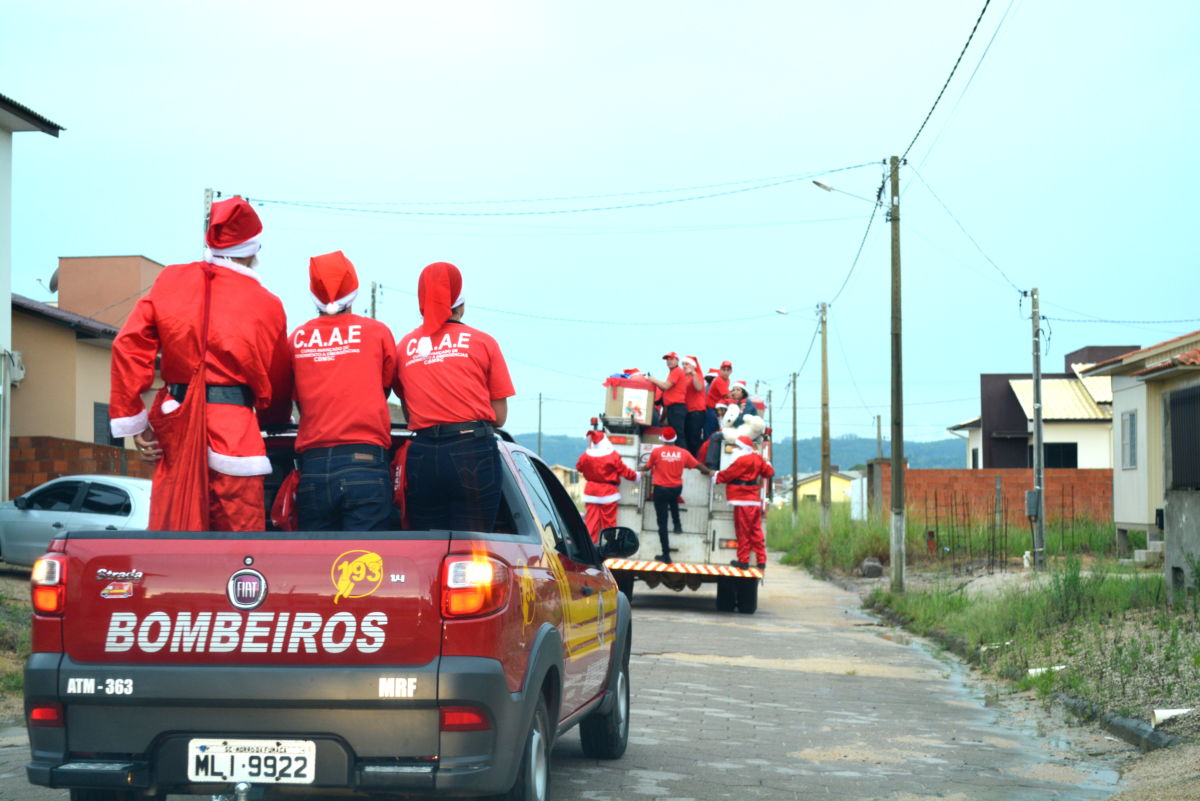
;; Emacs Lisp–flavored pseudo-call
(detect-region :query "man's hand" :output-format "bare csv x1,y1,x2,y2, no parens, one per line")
133,427,163,463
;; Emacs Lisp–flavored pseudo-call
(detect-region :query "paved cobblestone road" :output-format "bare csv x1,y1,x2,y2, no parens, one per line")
1,556,1134,800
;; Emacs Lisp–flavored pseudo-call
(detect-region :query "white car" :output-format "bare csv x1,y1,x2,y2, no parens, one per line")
0,475,151,566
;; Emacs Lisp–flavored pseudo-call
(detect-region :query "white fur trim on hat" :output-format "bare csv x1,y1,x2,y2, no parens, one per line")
310,287,359,315
207,232,262,259
452,289,466,308
110,408,149,438
681,356,697,368
585,440,616,458
207,448,272,477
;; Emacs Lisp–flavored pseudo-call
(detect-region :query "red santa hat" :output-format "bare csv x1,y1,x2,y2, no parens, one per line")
681,355,700,370
206,196,262,258
309,251,359,314
735,435,755,452
586,429,615,456
586,430,605,445
416,262,466,357
707,368,720,376
731,379,749,394
661,427,677,443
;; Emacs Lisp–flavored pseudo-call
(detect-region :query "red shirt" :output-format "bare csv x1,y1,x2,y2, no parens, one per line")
685,370,706,412
662,366,687,406
646,444,699,488
706,375,729,410
290,313,396,452
395,321,515,431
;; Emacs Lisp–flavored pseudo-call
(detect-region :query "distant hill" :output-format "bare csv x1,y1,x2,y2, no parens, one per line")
512,433,963,474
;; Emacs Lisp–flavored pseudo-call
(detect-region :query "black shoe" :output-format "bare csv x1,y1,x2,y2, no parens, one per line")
730,560,749,569
754,563,766,574
655,553,673,564
673,527,683,534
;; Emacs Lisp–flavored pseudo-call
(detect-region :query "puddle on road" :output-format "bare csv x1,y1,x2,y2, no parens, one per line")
650,651,934,681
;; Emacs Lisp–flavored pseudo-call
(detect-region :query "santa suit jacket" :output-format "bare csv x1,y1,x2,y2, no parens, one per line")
575,449,638,504
109,260,291,476
716,452,775,506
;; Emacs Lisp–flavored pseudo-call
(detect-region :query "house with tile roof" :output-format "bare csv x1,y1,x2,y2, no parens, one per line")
948,346,1136,471
1084,331,1200,585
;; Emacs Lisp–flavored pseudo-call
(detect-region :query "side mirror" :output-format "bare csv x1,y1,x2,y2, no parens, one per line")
598,526,639,559
13,496,29,511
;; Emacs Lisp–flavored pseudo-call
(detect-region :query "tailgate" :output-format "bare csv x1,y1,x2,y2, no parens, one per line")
61,531,448,666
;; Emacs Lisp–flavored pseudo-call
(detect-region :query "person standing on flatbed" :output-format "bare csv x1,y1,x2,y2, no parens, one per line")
393,262,515,532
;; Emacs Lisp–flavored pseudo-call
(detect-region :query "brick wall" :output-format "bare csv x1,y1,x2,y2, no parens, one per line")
870,459,1112,526
10,436,154,497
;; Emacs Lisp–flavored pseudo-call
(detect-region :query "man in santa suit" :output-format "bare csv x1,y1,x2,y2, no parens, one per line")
715,435,775,571
109,196,291,531
575,430,637,543
290,251,397,531
639,426,711,563
394,262,515,532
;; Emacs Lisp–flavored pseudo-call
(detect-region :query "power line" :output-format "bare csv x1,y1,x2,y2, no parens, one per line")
241,162,878,219
378,283,777,327
831,315,875,413
907,164,1023,293
915,0,1018,170
901,0,993,161
1041,315,1200,325
829,170,887,306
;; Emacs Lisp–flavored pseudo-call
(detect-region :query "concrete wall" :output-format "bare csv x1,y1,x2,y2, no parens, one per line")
73,340,112,442
1165,489,1200,593
10,312,77,439
9,435,151,498
57,256,163,328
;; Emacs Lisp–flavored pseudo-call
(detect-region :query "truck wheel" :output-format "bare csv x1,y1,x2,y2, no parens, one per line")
69,791,136,801
735,577,758,614
496,696,551,801
615,572,635,602
716,577,737,612
580,642,630,759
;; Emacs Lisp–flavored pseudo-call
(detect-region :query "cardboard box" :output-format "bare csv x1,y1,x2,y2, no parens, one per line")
602,377,654,425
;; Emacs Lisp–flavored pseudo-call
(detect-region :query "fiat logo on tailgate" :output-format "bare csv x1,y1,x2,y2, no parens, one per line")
227,569,267,610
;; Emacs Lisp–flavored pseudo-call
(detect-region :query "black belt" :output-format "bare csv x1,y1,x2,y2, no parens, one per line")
413,421,494,438
168,383,254,407
731,479,758,486
300,444,388,460
594,481,618,487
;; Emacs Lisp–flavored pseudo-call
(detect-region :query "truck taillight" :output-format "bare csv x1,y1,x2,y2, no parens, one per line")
31,555,66,615
29,702,64,727
440,705,491,732
442,555,509,618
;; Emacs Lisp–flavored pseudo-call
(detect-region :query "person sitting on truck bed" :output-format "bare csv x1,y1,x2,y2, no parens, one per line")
715,435,775,571
289,251,397,531
704,379,759,469
576,430,638,543
393,262,515,532
640,426,712,563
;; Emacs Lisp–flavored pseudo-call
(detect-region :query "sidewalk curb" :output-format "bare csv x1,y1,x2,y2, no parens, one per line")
1055,693,1182,753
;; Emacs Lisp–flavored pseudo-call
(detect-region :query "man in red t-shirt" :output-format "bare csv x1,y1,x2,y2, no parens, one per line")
682,355,706,455
394,262,515,532
705,360,733,438
290,251,397,531
576,430,638,542
640,427,711,562
716,435,775,570
647,352,687,445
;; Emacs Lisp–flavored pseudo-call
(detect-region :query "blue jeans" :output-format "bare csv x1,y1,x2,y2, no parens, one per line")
405,431,502,532
296,445,392,532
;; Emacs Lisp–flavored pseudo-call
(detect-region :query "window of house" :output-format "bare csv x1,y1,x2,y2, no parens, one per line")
1044,443,1078,469
971,448,979,469
1169,385,1200,490
1121,410,1138,470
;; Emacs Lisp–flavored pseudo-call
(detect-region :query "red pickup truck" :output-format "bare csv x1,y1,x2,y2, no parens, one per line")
23,429,639,801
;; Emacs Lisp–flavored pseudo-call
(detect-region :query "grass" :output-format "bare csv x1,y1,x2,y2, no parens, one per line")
0,597,29,696
767,502,1135,575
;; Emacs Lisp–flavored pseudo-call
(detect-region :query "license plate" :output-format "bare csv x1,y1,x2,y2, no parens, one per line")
186,738,315,784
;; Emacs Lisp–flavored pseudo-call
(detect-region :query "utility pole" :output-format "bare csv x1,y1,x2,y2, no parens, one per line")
876,415,882,459
370,281,378,319
888,155,906,593
537,393,543,457
203,187,214,234
767,388,774,502
791,371,798,518
1030,287,1047,568
819,302,831,532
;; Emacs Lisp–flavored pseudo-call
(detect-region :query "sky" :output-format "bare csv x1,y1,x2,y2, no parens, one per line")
3,1,1197,442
